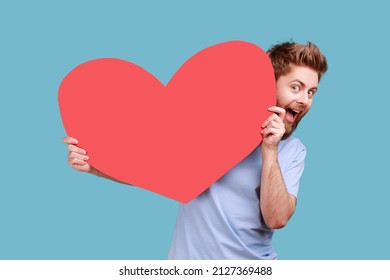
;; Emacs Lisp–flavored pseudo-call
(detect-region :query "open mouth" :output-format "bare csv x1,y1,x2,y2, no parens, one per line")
285,108,301,123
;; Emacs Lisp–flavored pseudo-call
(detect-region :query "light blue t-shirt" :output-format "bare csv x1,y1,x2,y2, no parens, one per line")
168,136,306,260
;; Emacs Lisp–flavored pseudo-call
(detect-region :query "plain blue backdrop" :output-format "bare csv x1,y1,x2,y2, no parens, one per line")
1,0,389,259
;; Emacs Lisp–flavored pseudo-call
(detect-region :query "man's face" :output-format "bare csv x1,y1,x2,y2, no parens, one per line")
276,65,319,139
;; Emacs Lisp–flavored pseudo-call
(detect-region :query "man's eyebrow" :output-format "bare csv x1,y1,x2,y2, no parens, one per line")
291,79,305,86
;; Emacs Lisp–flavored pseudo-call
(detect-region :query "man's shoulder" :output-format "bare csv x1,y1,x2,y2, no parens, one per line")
280,136,305,150
278,136,306,159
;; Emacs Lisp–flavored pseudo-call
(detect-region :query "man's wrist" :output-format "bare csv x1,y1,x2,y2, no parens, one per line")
89,166,99,176
261,145,278,161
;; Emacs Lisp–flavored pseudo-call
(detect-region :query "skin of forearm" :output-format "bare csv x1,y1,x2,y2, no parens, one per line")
260,148,296,229
90,167,126,184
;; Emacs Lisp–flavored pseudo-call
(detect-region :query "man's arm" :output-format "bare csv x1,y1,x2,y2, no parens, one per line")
260,107,296,229
260,147,296,229
89,166,127,184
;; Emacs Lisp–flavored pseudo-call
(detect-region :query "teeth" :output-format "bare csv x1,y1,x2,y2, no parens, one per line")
290,109,301,114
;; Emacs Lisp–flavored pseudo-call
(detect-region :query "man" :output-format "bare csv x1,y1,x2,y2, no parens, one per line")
63,41,328,259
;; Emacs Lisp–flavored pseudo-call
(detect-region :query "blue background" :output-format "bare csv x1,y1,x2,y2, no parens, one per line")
1,0,389,259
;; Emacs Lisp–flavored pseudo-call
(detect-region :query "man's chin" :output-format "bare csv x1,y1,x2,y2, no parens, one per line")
282,122,297,140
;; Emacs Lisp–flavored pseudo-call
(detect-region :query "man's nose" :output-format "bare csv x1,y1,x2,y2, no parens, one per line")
296,91,309,105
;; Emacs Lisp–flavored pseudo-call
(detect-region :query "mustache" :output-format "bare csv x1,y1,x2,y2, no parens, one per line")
289,105,306,112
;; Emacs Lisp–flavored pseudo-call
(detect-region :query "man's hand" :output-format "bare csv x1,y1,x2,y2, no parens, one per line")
63,136,92,173
63,136,126,183
261,106,286,154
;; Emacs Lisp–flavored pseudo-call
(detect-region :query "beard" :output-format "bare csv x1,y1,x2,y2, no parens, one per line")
282,111,307,140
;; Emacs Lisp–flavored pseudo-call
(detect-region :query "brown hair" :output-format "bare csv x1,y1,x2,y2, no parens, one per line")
267,41,328,81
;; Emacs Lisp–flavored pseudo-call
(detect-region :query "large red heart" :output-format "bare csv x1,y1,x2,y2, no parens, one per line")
58,41,275,203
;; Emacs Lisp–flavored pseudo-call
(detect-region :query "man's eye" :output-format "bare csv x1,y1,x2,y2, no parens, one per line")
291,85,300,91
308,89,316,96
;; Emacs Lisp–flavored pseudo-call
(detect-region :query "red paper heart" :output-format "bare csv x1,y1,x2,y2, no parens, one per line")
58,41,275,203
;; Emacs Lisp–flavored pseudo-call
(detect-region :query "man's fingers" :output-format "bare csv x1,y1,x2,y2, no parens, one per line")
261,116,286,137
262,114,276,128
63,136,91,172
261,127,286,137
67,144,87,155
268,106,286,119
262,114,283,129
261,106,285,129
68,151,89,161
265,120,279,129
63,136,78,145
69,158,87,165
69,158,90,172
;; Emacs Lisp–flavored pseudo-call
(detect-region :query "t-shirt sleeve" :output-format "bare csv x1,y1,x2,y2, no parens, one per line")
280,140,306,198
